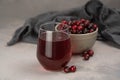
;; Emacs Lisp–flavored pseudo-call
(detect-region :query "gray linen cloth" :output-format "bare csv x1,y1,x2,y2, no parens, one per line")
7,0,120,48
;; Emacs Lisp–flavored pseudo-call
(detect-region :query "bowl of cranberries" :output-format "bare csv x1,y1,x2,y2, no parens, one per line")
55,19,98,54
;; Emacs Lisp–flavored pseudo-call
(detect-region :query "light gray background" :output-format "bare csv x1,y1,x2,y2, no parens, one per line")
0,0,120,80
0,0,120,28
0,0,120,20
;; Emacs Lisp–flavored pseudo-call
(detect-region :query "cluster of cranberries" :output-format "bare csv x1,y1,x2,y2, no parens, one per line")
82,49,94,60
64,49,94,73
64,65,76,73
58,19,97,34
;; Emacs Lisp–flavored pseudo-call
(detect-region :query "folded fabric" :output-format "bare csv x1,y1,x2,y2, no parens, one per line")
7,0,120,48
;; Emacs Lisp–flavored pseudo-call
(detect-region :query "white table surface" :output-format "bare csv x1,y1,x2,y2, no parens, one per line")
0,18,120,80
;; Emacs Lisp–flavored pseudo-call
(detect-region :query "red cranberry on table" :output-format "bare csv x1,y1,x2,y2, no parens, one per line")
83,53,90,60
63,50,94,73
82,49,94,60
87,50,94,57
64,66,70,73
69,65,76,72
64,65,76,73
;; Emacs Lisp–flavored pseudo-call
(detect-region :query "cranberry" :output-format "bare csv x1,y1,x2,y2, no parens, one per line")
57,24,64,30
69,65,76,72
89,29,94,33
72,25,77,30
77,26,83,31
87,50,94,56
64,66,70,73
71,29,77,34
83,53,90,60
85,20,90,26
76,21,81,26
93,24,97,30
80,19,85,23
58,23,63,27
62,20,68,24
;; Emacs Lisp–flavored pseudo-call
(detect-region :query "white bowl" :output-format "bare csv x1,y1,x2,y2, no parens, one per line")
70,28,98,54
55,23,98,54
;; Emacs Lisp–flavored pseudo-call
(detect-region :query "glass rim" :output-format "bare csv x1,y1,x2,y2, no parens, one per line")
39,22,69,33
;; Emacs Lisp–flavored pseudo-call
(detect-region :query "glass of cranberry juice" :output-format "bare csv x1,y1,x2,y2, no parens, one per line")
37,22,72,70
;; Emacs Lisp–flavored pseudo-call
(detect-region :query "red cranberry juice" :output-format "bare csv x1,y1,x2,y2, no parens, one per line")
37,32,71,70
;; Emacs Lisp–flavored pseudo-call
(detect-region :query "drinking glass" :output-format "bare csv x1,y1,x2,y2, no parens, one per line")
37,22,72,70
